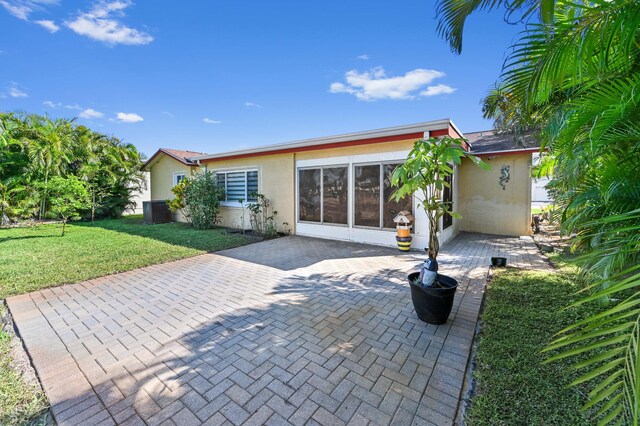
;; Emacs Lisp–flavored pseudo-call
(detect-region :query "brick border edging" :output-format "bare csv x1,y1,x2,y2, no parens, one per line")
453,267,492,425
6,294,111,425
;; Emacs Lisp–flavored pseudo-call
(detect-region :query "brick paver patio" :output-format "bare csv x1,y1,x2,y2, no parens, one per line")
8,233,548,425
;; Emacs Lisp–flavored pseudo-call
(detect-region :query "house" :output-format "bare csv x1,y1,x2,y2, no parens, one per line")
143,119,539,249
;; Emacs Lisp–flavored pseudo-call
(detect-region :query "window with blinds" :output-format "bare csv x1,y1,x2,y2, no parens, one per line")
215,170,258,203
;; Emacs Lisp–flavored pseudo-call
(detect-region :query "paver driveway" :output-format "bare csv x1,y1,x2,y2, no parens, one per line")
8,233,548,425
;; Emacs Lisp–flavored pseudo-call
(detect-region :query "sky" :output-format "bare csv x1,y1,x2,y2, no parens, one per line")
0,0,526,159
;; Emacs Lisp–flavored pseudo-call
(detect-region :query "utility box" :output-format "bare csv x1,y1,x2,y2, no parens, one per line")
143,200,172,224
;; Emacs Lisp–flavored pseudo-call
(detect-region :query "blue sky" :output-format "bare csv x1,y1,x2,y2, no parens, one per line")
1,1,524,158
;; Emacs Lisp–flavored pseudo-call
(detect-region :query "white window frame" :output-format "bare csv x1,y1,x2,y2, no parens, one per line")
297,165,349,227
352,161,412,231
173,172,186,186
215,168,259,207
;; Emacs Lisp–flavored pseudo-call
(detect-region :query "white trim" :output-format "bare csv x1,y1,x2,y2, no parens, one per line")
173,171,187,186
191,119,454,161
213,168,260,205
295,150,424,248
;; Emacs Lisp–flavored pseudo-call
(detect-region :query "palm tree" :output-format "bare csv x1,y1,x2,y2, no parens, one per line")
435,0,640,422
24,115,74,218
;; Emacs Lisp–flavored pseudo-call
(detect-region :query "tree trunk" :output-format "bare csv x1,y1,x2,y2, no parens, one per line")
428,211,439,260
61,218,67,236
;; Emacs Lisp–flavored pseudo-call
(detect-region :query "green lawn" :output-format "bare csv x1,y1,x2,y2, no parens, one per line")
466,267,601,425
0,307,48,425
0,215,249,299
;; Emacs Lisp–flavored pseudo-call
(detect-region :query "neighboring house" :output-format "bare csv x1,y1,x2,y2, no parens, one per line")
143,120,540,249
531,152,553,209
125,171,151,215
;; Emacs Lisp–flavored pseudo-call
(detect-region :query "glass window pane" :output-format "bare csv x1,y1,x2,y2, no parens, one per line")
442,173,453,229
226,172,246,202
354,165,381,227
216,173,226,200
383,164,412,228
322,167,348,224
298,169,321,222
247,171,258,201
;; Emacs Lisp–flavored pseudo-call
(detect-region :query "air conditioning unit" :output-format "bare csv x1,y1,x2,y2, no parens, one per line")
143,200,172,224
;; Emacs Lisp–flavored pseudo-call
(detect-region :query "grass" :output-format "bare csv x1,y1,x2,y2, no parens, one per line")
466,267,602,425
0,215,249,299
0,306,48,425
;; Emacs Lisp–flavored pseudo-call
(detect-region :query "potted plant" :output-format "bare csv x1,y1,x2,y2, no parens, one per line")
391,136,489,324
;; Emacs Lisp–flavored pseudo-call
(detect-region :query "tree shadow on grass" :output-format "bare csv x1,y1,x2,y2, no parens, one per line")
81,217,251,253
0,234,59,244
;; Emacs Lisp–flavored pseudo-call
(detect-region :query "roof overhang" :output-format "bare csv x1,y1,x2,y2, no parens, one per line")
143,148,196,170
474,147,541,157
192,119,460,163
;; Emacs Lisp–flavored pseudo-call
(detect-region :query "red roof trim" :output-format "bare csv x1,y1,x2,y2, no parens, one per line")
200,132,426,163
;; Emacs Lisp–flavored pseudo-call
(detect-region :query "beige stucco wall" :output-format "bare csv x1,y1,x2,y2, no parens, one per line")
295,138,417,161
203,154,295,232
458,153,532,236
147,154,197,222
148,155,197,201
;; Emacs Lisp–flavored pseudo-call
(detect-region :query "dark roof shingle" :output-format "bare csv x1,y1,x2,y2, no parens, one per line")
465,130,539,154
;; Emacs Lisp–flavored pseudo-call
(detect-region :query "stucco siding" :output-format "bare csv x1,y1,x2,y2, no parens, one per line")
204,154,295,232
149,155,196,201
458,153,532,236
295,138,418,161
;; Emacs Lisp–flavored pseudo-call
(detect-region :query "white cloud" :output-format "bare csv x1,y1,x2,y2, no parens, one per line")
330,66,453,101
161,111,175,118
35,19,58,32
0,0,59,21
420,84,456,97
203,118,222,124
0,0,31,20
65,1,153,46
64,104,82,110
116,112,143,123
244,102,262,109
357,54,369,60
43,100,61,108
8,84,27,98
79,108,104,119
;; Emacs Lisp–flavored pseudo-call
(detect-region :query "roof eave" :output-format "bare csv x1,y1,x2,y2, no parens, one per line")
474,147,541,156
190,119,454,162
143,149,196,170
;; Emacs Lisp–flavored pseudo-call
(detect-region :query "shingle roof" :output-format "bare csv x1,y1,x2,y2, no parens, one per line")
465,130,540,154
143,148,208,169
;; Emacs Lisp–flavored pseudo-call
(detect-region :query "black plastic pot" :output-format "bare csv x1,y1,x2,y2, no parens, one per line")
408,272,458,325
491,256,507,267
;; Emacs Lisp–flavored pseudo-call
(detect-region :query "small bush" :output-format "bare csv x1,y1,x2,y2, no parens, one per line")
183,172,224,229
247,193,279,239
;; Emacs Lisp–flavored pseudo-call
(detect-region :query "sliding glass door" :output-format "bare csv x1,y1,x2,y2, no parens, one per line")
298,166,348,225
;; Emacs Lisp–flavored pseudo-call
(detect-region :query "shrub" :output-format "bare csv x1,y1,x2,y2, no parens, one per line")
183,172,224,229
46,176,91,235
167,178,191,223
247,193,279,239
